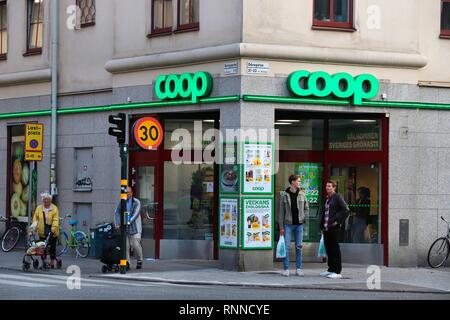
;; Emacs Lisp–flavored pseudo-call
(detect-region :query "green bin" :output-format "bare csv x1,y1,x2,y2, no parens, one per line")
89,223,114,258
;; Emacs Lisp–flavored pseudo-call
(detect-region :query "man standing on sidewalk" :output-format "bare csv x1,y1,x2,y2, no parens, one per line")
278,174,309,277
115,186,143,270
320,180,350,279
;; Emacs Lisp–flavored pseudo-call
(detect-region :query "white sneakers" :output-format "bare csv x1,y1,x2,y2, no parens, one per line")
320,271,333,277
320,271,342,279
282,269,304,277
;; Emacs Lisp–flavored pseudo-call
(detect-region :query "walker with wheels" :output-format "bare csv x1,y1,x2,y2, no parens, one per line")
22,231,62,272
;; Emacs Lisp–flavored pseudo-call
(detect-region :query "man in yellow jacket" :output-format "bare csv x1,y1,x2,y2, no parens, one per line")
30,192,59,268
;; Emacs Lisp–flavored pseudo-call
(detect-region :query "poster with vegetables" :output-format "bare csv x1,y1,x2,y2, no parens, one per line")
242,143,273,194
10,136,30,222
242,198,273,249
220,143,239,194
219,197,238,248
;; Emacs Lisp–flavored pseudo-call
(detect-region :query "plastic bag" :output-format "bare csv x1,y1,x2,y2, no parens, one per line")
276,235,286,258
317,234,327,258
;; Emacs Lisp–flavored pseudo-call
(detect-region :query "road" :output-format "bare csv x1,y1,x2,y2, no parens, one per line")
0,269,448,300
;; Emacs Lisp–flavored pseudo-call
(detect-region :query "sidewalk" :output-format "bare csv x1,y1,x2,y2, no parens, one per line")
1,249,449,295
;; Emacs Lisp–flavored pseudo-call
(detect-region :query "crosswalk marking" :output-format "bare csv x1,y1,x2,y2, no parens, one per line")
0,273,104,287
0,278,53,288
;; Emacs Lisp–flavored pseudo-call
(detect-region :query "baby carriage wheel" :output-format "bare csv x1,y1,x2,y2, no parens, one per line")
114,265,120,273
42,261,50,270
101,265,108,273
22,262,30,272
56,259,62,269
33,259,39,269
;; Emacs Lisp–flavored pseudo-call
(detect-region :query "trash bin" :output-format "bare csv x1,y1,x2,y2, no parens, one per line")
89,223,114,258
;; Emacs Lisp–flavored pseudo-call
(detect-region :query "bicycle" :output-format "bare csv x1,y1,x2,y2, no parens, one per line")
427,216,450,268
55,214,90,258
1,216,28,252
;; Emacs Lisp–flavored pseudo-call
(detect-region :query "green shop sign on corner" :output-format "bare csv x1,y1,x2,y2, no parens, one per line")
287,70,379,105
155,71,213,103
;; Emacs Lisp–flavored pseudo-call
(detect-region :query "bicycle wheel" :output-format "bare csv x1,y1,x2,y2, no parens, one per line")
1,227,21,252
74,231,90,258
56,231,69,257
427,237,450,268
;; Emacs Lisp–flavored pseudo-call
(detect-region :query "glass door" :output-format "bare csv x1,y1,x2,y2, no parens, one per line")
134,165,158,258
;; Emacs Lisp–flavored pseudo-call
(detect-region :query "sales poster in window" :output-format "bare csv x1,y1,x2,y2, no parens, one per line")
219,143,240,194
295,163,322,205
10,126,36,222
219,197,238,248
242,143,273,194
242,198,273,249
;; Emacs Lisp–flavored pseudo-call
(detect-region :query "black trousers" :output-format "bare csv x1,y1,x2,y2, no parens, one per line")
40,236,57,260
323,226,342,274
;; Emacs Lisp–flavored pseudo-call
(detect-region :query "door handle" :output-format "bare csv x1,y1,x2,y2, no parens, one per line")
131,179,136,187
131,167,136,175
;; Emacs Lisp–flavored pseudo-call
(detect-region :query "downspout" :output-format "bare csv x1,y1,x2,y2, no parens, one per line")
50,0,58,197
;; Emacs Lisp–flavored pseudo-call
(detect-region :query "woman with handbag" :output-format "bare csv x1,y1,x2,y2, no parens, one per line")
30,192,60,268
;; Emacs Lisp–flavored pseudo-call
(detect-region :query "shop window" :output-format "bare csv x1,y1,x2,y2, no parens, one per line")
176,0,199,32
164,119,216,151
328,119,381,151
0,1,7,59
8,125,36,222
330,165,380,244
76,0,96,27
163,163,214,240
441,0,450,38
275,119,323,150
275,162,323,243
73,148,93,192
313,0,354,30
150,0,173,36
25,0,43,55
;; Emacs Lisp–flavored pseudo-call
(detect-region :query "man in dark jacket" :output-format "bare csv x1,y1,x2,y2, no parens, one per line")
319,180,350,279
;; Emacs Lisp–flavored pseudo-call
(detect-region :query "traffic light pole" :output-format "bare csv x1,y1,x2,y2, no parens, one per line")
119,143,129,274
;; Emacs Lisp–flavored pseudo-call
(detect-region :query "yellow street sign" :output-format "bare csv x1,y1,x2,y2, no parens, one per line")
25,151,42,161
25,123,44,152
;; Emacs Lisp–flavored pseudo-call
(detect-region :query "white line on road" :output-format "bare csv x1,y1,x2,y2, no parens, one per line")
0,278,54,288
0,273,104,287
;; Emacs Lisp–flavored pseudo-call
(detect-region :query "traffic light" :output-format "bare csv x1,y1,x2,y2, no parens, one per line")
108,113,126,144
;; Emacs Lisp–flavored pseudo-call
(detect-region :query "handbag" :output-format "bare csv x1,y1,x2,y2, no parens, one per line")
276,235,286,258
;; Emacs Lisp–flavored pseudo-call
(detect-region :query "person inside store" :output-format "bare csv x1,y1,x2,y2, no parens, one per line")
351,187,371,243
320,181,350,279
278,174,309,277
29,192,60,269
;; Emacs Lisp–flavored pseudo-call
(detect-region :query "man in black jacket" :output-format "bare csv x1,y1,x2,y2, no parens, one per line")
320,180,350,279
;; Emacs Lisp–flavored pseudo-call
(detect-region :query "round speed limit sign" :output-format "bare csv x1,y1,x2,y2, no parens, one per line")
132,117,163,150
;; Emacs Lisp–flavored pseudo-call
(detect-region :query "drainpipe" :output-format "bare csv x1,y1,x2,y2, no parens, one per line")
50,0,58,197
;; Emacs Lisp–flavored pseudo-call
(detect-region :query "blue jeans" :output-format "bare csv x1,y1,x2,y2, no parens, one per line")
283,224,304,270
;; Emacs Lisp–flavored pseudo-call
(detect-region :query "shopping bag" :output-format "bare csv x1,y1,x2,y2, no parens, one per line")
276,235,286,258
317,234,327,257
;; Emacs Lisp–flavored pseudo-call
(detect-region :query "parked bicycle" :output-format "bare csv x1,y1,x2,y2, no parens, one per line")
427,216,450,268
1,215,28,252
55,214,90,258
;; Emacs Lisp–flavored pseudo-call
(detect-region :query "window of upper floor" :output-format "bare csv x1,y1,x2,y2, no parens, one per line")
441,0,450,38
76,0,96,28
24,0,43,56
0,0,7,60
176,0,199,32
149,0,173,37
313,0,354,31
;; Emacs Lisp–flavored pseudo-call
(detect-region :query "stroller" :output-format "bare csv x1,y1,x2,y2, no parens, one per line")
22,231,62,272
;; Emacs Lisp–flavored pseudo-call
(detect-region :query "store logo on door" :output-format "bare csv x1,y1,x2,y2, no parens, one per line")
287,70,379,105
155,71,213,103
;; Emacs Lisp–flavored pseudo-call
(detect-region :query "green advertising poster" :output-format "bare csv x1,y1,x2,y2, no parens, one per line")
241,197,274,250
295,163,323,242
219,142,240,194
218,196,239,249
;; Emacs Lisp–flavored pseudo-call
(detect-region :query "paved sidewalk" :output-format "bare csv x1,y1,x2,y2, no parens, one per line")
1,249,449,295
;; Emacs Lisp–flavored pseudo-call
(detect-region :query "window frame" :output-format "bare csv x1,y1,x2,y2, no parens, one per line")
149,0,173,38
76,0,96,28
24,0,43,56
312,0,355,31
441,0,450,38
176,0,199,33
0,0,7,60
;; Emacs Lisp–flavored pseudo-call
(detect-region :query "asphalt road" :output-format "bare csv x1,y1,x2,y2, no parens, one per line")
0,269,449,300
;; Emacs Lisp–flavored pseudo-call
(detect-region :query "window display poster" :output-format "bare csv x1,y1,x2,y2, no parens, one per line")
220,143,239,194
295,163,322,205
219,197,238,248
242,198,273,249
243,143,273,194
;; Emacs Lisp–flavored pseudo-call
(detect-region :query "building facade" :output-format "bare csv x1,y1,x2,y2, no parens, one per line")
0,0,449,270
